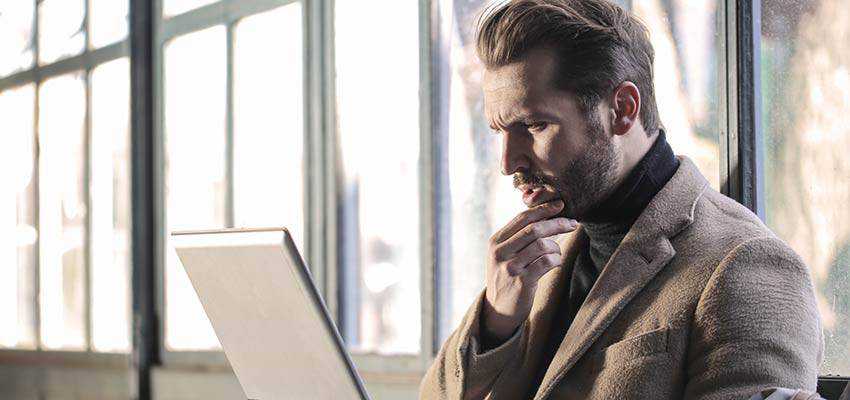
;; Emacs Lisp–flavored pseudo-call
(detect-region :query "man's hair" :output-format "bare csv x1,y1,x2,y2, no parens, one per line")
476,0,661,135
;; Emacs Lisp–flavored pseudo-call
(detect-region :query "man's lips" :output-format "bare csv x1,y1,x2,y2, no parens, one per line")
520,185,557,207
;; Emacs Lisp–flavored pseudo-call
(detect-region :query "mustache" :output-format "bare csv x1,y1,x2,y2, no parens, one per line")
513,170,555,189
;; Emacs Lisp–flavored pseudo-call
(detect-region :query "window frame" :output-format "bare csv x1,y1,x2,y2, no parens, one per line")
0,0,132,365
149,0,312,369
149,0,441,378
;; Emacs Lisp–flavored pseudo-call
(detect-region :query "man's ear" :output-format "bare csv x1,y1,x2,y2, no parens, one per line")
610,81,641,136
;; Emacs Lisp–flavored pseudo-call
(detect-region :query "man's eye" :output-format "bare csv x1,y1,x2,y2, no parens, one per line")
527,122,548,133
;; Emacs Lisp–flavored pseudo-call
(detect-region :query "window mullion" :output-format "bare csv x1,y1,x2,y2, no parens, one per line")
32,0,43,353
304,0,325,298
84,69,94,353
733,0,764,218
225,23,235,228
130,0,160,398
419,0,436,364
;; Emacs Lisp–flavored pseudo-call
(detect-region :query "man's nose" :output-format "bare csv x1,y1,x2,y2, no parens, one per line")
500,132,530,176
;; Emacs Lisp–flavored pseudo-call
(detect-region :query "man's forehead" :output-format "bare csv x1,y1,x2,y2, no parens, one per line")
482,51,558,96
482,51,562,124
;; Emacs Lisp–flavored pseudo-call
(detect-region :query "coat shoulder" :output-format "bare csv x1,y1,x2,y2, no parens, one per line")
675,187,787,264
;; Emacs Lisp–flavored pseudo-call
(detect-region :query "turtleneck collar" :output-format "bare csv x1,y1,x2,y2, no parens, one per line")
580,129,679,271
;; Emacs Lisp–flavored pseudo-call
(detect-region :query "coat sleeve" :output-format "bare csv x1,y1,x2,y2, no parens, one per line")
419,290,527,400
683,236,824,400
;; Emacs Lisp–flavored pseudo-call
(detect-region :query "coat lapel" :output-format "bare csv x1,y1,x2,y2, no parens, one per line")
532,156,709,400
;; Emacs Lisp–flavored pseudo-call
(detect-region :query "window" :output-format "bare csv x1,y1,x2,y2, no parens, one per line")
90,58,132,352
761,0,850,375
89,0,129,48
163,25,228,351
335,0,422,355
161,2,306,353
38,0,86,64
437,0,725,341
0,0,131,354
38,72,88,350
0,84,37,350
163,0,220,18
0,2,35,76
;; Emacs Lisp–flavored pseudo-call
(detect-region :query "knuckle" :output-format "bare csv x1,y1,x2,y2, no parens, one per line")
533,238,546,252
490,244,506,262
529,223,543,237
503,261,521,277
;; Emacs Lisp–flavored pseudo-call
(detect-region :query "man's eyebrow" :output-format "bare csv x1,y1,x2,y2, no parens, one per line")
489,111,558,130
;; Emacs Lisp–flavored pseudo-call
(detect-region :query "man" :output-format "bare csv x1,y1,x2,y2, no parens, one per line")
419,1,823,399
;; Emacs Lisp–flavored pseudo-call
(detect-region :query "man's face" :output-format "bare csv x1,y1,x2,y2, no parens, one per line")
482,48,622,220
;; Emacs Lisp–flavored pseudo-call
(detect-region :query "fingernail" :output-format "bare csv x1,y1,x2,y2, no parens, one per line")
552,200,564,209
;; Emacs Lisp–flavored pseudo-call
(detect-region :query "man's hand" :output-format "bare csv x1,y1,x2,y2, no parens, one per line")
481,200,578,343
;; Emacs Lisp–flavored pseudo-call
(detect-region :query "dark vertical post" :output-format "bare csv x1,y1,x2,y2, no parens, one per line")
735,0,764,217
129,0,160,399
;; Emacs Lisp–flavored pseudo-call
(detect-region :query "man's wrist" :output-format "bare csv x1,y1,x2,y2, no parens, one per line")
480,302,520,351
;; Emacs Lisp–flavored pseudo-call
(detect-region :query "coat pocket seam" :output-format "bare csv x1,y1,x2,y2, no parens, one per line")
590,327,670,372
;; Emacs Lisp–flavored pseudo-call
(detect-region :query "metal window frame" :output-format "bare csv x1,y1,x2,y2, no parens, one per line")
727,0,765,217
152,0,307,369
0,0,132,367
151,0,441,376
130,0,161,399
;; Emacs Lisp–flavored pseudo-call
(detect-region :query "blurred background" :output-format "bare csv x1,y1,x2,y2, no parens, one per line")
0,0,847,398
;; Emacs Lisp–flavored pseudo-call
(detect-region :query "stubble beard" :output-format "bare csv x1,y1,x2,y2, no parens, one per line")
552,112,620,220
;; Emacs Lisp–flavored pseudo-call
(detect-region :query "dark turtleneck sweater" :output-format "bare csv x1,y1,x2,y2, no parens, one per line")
528,129,679,395
581,128,680,271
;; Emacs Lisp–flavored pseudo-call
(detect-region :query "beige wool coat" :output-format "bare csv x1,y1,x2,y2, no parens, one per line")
420,157,823,400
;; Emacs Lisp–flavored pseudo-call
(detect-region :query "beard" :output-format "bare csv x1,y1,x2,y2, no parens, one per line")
513,111,620,220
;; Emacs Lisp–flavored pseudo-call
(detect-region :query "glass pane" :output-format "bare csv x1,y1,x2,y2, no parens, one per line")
163,0,218,18
0,84,37,349
233,3,305,250
90,58,131,353
38,0,86,65
761,0,850,376
38,73,87,350
336,0,421,354
89,0,128,48
631,0,721,189
0,2,35,77
438,0,724,340
163,26,226,351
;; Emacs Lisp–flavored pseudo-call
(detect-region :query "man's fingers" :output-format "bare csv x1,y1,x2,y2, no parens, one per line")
523,253,563,281
490,200,564,244
495,218,577,258
503,238,561,275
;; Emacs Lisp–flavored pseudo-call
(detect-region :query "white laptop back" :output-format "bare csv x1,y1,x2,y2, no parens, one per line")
171,227,369,400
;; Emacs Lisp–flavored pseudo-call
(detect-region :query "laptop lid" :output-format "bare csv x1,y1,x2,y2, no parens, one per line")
171,227,370,400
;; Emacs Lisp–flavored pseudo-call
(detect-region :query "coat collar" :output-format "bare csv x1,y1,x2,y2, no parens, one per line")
532,156,709,400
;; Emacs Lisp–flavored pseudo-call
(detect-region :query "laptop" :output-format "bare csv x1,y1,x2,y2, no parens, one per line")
171,227,371,400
